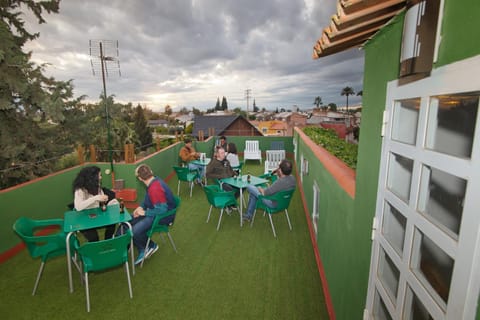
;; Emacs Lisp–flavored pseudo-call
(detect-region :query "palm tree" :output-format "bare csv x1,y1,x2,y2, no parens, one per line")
341,87,355,114
313,96,322,109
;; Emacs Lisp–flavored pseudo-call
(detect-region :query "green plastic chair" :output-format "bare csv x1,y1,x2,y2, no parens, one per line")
252,189,295,238
173,166,199,198
231,160,244,175
140,196,181,268
203,185,238,231
13,217,68,295
74,229,133,312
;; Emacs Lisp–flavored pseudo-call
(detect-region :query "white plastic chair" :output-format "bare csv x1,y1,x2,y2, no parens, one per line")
243,140,262,164
264,150,285,174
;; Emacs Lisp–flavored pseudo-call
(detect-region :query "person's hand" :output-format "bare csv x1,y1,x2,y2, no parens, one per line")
133,207,145,218
97,194,108,202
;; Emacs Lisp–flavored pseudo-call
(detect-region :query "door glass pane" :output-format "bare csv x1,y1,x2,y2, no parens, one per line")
387,153,414,203
378,246,400,305
404,285,434,320
392,98,420,145
425,92,479,158
382,201,407,256
411,229,454,306
373,290,393,320
417,165,466,238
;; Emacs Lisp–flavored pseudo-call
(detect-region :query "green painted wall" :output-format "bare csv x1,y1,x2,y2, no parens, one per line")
436,0,480,67
294,133,356,319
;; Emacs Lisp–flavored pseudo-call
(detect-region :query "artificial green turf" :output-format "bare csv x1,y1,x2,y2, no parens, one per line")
1,163,328,319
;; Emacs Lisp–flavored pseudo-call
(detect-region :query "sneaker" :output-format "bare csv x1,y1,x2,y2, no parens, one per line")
145,242,159,259
231,206,239,211
134,250,146,265
242,215,252,222
225,207,232,215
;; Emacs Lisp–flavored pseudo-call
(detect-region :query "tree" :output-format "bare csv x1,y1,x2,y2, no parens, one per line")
164,104,172,117
179,107,189,114
0,0,79,188
214,97,221,111
192,107,202,115
221,96,228,110
313,96,322,109
341,87,355,113
328,103,337,111
253,99,259,112
134,104,153,151
232,107,247,118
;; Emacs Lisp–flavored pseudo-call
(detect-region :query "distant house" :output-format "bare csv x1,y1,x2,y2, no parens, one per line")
256,120,288,136
174,113,194,127
147,119,169,128
192,115,263,139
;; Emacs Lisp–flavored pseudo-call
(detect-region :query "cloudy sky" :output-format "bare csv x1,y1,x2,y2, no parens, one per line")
23,0,364,112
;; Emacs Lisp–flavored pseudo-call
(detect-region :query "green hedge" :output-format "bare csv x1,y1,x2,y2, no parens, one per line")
303,127,358,169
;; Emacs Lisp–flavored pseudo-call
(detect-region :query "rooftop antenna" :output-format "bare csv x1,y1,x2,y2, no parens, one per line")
89,40,121,175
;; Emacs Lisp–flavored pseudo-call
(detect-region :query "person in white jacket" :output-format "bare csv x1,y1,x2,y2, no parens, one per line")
72,166,117,241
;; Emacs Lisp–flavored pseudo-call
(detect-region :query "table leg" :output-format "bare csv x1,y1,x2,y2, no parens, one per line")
66,232,74,293
240,188,243,227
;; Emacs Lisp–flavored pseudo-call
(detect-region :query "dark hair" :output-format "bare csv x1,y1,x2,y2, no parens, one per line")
279,159,292,175
227,142,237,154
135,164,154,180
220,135,226,141
184,138,192,144
73,166,101,195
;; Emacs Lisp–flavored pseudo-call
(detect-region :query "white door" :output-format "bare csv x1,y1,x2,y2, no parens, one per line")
364,55,480,319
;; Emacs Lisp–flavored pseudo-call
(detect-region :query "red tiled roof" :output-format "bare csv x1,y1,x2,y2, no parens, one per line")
313,0,406,59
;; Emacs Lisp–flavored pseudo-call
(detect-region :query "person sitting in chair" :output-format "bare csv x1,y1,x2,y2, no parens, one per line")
243,159,296,222
179,138,204,184
124,164,176,265
72,166,117,242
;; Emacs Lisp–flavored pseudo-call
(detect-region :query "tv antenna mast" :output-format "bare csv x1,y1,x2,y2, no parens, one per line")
89,40,121,174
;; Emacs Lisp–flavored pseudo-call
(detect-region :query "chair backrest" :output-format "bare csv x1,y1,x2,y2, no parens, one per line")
266,150,285,163
270,141,285,150
75,230,132,273
203,185,237,208
245,140,260,153
173,166,193,181
152,195,181,228
231,160,244,173
265,150,285,173
259,189,295,213
13,217,66,259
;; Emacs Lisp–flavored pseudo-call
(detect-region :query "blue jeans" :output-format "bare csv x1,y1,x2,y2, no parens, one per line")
118,215,154,252
245,185,274,219
188,163,204,180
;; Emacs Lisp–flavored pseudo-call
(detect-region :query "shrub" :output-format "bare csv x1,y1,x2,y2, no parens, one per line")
303,127,358,169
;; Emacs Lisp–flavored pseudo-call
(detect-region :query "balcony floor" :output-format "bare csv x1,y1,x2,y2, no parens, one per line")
1,162,328,319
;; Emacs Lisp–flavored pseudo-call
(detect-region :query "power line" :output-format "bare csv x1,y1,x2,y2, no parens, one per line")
244,88,251,118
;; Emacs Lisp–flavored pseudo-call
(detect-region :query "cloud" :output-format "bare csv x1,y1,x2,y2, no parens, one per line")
22,0,364,112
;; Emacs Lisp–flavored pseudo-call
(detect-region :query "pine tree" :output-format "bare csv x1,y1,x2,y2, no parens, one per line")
0,0,77,188
133,104,153,151
221,96,228,110
215,97,221,111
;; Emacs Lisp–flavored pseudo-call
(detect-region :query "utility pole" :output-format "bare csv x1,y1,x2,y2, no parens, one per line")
245,88,251,118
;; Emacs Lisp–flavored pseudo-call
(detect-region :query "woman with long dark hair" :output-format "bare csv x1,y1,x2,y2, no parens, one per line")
72,166,117,241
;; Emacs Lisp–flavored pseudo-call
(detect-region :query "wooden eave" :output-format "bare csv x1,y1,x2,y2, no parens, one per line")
313,0,406,59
